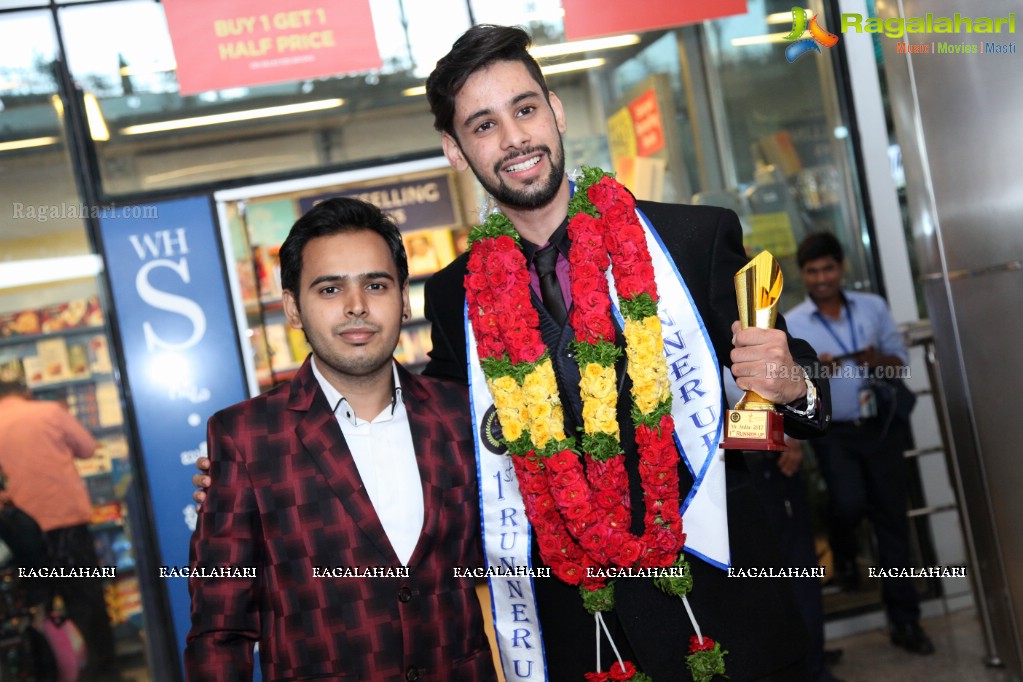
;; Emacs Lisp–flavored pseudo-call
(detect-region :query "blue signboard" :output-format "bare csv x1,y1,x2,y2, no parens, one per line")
99,196,249,671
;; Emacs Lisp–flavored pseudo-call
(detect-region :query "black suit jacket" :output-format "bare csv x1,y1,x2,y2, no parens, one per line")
423,202,830,681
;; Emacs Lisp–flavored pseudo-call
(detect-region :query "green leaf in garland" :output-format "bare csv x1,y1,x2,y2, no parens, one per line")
631,399,673,430
619,292,658,321
509,355,545,382
533,436,576,459
503,431,538,458
686,642,728,682
580,432,622,462
571,339,622,367
468,211,520,247
653,555,693,598
579,582,615,614
567,166,610,219
480,355,516,379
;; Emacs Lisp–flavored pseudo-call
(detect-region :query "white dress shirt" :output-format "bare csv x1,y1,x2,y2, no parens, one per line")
311,357,424,566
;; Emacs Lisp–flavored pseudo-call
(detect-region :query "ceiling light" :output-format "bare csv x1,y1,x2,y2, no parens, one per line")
120,61,178,77
541,58,606,75
84,92,110,141
766,9,813,24
121,98,344,135
530,34,640,58
0,136,59,152
402,58,608,97
731,32,792,46
0,255,103,289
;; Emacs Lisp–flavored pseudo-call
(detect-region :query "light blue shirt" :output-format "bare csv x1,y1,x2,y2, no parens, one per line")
785,290,908,422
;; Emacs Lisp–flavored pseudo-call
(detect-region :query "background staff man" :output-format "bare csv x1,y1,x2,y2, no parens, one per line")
420,24,831,681
186,198,497,681
784,231,932,656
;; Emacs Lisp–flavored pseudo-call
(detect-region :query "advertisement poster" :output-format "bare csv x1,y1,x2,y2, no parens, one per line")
162,0,382,94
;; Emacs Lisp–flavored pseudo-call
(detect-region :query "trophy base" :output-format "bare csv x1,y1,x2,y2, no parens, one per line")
719,408,786,451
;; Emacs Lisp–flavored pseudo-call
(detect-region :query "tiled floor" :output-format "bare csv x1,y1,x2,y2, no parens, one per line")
117,603,1020,681
825,608,1018,682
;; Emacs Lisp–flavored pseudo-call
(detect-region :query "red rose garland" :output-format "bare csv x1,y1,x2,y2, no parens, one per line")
465,167,726,681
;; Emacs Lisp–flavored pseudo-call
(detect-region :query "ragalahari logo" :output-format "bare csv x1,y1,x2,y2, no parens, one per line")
784,6,840,62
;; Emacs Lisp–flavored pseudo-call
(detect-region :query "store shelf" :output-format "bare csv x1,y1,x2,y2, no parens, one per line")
0,324,106,349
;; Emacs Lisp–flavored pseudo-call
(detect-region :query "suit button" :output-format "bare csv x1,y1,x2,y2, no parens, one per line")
405,667,421,681
397,586,412,602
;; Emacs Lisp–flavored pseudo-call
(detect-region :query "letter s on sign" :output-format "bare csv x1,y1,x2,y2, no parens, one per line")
136,258,207,351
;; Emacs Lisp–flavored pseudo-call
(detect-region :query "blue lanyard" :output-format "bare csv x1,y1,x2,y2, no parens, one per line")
813,304,858,356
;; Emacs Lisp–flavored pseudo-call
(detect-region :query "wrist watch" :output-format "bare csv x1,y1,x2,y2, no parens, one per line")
782,369,817,419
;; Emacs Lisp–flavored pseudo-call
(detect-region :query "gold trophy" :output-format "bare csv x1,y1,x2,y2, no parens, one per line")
719,251,787,451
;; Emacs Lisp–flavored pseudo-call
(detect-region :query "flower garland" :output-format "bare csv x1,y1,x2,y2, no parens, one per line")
465,167,727,680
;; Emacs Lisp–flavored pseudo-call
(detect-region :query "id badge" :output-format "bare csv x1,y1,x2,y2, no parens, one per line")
858,387,877,419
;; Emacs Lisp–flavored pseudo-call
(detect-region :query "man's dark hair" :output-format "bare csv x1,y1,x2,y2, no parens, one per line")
278,197,409,304
0,380,29,399
797,231,844,268
426,24,549,138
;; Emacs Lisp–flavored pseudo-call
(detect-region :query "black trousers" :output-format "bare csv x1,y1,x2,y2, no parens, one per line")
44,523,119,681
811,419,921,625
746,453,828,681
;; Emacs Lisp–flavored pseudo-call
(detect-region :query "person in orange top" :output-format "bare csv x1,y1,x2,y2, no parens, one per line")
0,379,121,681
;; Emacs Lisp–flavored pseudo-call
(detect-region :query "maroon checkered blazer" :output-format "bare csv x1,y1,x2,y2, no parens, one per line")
185,359,497,681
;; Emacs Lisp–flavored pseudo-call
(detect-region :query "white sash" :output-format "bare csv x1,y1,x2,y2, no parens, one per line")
466,207,730,681
467,311,548,682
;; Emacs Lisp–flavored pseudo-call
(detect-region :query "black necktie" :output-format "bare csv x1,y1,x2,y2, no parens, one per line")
534,245,568,327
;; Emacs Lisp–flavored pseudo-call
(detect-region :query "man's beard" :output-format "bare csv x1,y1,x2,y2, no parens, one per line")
468,141,566,210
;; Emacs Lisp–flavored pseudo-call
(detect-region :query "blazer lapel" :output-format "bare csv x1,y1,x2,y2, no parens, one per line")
289,361,399,564
400,367,443,570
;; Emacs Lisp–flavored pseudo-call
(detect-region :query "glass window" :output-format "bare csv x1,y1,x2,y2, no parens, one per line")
0,10,157,680
57,0,472,196
701,0,875,310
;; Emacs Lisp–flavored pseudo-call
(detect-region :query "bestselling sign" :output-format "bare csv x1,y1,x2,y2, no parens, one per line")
98,196,250,665
162,0,382,94
561,0,748,40
298,175,458,233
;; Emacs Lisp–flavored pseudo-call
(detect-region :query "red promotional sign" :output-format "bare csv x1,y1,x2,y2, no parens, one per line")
628,89,664,157
162,0,382,95
561,0,748,40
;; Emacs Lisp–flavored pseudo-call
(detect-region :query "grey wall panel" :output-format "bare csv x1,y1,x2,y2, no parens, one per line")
880,0,1023,673
922,276,1022,671
949,269,1023,646
892,0,1023,273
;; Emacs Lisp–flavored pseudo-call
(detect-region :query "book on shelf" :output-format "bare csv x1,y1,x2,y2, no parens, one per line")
0,357,25,384
287,326,310,365
22,356,44,387
88,334,114,374
36,337,71,383
40,295,104,333
253,244,283,301
96,382,124,427
408,282,426,320
0,308,41,337
68,342,92,379
265,324,293,372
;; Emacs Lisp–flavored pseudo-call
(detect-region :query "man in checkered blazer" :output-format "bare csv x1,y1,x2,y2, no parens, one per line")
185,198,497,681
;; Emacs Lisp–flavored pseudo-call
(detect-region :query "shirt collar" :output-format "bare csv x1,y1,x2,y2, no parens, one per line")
310,356,403,426
519,216,571,264
805,289,853,319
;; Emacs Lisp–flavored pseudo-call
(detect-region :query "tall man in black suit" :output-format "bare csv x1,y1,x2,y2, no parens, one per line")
421,25,831,681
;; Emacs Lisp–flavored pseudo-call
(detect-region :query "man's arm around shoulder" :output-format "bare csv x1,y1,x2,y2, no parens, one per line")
184,412,263,680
